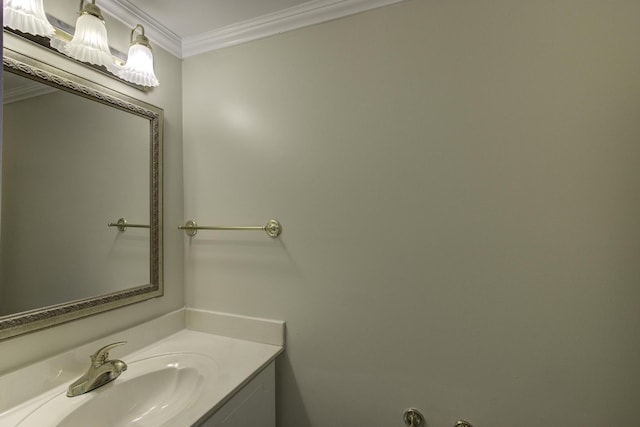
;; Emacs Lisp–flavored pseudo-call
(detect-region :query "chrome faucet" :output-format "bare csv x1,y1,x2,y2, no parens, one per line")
67,341,128,397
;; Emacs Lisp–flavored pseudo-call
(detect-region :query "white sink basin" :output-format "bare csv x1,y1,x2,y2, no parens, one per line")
17,353,218,427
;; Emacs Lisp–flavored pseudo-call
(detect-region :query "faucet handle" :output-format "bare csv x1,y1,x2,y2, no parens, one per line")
91,341,127,366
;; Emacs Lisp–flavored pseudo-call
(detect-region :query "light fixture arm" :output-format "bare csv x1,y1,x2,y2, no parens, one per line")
130,24,152,49
79,0,104,21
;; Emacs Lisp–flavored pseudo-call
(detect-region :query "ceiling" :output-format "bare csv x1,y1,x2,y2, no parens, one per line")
2,72,58,105
100,0,407,58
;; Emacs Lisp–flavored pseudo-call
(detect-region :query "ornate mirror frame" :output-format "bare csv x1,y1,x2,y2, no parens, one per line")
0,45,164,340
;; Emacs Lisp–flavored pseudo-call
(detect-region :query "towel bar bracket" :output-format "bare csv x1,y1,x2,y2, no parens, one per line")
402,409,473,427
403,408,424,427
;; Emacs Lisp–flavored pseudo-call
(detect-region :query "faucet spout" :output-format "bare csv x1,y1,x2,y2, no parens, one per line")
67,342,128,397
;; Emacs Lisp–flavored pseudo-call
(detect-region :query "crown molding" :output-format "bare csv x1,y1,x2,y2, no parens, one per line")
3,79,58,105
182,0,408,57
99,0,408,59
99,0,183,58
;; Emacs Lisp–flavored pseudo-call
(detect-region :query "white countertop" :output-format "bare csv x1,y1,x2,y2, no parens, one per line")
0,310,285,426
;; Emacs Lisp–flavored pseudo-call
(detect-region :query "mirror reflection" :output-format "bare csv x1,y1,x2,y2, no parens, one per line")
1,72,150,316
0,45,163,337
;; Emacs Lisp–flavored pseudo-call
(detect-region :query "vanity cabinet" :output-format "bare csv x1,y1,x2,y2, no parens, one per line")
197,362,276,427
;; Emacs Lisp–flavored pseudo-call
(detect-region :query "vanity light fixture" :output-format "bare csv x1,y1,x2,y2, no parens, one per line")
3,0,55,37
4,0,160,89
57,0,114,68
114,24,160,87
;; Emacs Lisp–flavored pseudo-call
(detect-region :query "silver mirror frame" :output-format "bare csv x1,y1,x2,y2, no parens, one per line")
0,44,163,340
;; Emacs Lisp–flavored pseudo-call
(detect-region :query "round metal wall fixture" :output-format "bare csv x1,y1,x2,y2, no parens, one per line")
184,219,198,237
265,219,282,238
114,218,127,232
403,408,424,427
455,420,474,427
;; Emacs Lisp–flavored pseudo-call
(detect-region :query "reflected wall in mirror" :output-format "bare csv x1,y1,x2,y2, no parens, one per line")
2,73,150,313
0,40,163,340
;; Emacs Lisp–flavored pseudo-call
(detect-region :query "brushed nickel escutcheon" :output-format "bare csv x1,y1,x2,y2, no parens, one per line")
403,408,424,427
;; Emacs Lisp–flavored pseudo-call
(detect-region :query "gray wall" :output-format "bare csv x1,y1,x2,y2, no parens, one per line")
182,1,640,426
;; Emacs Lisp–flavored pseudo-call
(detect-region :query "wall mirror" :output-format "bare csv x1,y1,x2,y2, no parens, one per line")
0,35,163,340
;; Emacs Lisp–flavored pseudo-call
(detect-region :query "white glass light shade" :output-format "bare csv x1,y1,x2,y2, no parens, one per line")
116,31,159,87
64,13,113,67
3,0,55,37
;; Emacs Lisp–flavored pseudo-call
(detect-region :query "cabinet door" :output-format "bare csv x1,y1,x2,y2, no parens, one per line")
199,362,275,427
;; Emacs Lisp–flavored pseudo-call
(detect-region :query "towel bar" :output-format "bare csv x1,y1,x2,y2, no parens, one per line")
108,218,150,231
178,219,282,238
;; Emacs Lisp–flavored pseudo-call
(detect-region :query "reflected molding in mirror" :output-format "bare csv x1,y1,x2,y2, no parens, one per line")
0,42,163,340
